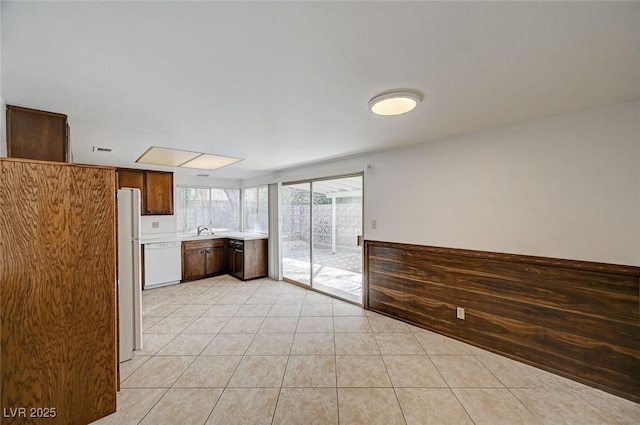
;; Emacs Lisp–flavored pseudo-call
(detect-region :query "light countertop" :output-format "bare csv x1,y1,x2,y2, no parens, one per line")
141,232,268,244
178,232,269,242
218,231,269,241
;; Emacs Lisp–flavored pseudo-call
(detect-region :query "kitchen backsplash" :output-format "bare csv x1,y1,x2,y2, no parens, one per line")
140,215,177,237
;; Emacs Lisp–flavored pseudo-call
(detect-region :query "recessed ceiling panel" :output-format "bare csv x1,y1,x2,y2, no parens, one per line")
136,146,199,167
181,154,243,170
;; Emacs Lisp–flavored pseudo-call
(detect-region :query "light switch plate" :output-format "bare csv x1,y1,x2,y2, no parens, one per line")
456,307,465,320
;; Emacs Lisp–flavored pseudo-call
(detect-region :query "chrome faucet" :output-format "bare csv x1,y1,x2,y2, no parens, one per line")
197,225,209,236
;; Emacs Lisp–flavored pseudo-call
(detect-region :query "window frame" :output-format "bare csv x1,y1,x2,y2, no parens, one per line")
176,185,241,234
242,185,269,235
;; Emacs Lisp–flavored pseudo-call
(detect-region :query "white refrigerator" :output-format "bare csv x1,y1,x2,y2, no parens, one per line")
117,188,143,362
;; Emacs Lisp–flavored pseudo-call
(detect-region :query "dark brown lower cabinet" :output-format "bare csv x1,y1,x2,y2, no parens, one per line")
182,239,225,281
227,239,244,280
227,239,268,281
0,158,117,424
182,237,267,282
244,239,268,280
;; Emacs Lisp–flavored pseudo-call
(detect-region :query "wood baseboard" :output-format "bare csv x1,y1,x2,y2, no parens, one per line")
364,240,640,403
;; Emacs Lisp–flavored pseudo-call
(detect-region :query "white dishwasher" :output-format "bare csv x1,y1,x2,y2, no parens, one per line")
144,241,182,289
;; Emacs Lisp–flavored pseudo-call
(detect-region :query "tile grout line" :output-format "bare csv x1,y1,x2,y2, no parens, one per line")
138,276,249,424
199,277,243,425
201,276,277,425
468,348,543,425
448,387,478,425
134,387,171,425
368,313,410,425
269,302,299,425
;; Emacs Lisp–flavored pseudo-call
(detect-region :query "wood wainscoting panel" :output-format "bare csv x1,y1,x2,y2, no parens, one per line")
0,158,117,424
364,240,640,402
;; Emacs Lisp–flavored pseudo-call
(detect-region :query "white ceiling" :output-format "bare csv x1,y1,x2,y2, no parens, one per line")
2,1,639,180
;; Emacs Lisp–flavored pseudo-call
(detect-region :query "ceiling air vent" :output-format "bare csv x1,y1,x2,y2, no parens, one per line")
196,173,210,177
92,146,113,153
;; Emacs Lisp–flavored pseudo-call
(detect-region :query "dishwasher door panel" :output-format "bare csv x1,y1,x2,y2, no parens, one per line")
144,242,182,288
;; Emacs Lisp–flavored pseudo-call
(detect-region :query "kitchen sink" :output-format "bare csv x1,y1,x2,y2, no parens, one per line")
178,234,222,240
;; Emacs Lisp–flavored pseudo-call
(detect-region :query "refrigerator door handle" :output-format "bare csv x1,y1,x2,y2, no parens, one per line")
132,239,143,350
131,189,141,240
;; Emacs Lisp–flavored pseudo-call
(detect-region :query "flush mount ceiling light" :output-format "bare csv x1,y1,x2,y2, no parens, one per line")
368,89,422,116
136,146,243,171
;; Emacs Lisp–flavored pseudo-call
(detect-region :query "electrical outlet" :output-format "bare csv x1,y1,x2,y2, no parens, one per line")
456,307,465,320
152,222,160,228
371,219,377,229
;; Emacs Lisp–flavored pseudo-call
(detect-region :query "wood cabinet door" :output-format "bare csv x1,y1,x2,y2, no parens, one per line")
226,242,235,276
244,239,268,280
117,169,144,191
0,159,117,424
233,248,244,280
7,105,68,162
144,171,174,215
205,245,225,275
183,247,205,281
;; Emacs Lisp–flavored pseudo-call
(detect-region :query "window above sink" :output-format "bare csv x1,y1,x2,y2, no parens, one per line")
176,185,269,236
176,187,240,235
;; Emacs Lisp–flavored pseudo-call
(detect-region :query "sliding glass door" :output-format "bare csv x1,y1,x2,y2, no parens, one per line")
282,183,312,286
282,175,363,304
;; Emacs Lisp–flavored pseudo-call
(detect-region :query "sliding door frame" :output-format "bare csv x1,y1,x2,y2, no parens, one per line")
282,172,364,304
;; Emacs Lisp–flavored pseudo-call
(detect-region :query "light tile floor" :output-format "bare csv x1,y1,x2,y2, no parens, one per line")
92,275,640,425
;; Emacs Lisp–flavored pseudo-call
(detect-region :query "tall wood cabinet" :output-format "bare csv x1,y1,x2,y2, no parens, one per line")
116,168,174,215
0,158,117,424
6,105,70,162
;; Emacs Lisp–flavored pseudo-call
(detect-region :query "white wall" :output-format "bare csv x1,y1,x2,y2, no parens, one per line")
246,101,640,266
140,215,177,238
365,100,639,266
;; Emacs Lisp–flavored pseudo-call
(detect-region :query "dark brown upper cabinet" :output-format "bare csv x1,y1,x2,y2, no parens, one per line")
6,105,70,163
116,168,174,215
144,170,174,215
116,169,144,192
